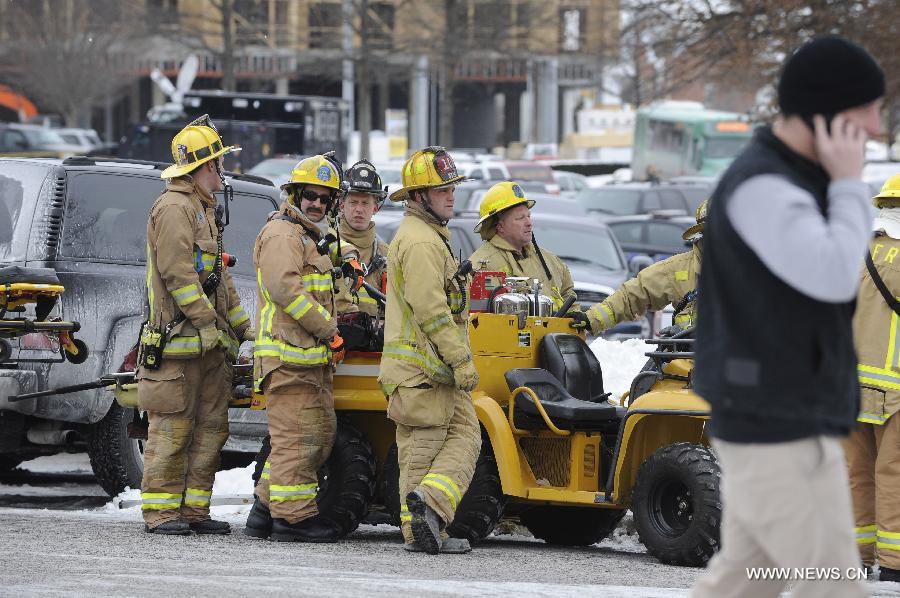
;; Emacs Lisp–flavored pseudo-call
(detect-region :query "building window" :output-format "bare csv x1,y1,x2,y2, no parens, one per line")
473,1,511,48
560,7,584,52
309,2,341,49
365,2,394,51
234,0,270,45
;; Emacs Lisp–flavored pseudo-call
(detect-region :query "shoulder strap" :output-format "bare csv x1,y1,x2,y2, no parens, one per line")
865,251,900,315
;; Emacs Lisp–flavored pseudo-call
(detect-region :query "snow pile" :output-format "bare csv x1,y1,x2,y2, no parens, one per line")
104,463,256,522
589,337,652,402
598,512,646,554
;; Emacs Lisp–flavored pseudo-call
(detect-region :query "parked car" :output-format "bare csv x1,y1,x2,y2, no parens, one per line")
374,210,645,339
454,183,581,217
574,180,712,216
0,123,78,158
456,160,561,194
0,156,279,492
56,128,103,152
604,212,696,263
246,156,303,188
552,170,589,198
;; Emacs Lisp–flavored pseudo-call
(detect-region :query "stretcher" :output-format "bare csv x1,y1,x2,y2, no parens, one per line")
0,266,88,364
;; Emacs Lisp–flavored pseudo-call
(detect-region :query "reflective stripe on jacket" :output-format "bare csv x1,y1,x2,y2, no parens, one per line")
587,245,700,333
855,233,900,425
378,202,471,395
253,202,338,390
143,176,249,361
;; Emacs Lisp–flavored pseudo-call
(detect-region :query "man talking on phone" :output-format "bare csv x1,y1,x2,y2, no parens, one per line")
692,36,884,598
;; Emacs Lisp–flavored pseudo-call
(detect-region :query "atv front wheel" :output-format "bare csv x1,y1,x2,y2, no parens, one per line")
632,442,721,566
521,505,625,546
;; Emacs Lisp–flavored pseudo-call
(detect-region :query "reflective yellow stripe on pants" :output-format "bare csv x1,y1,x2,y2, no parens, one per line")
270,482,317,502
141,492,182,511
856,524,877,545
878,529,900,552
184,487,212,507
421,473,462,510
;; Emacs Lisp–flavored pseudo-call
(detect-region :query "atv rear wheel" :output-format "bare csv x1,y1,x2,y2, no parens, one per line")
316,420,377,535
521,505,625,546
252,421,377,536
632,442,721,566
380,442,401,525
88,403,145,496
447,442,506,544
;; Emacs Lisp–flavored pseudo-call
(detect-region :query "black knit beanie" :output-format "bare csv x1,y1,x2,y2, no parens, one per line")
777,35,885,117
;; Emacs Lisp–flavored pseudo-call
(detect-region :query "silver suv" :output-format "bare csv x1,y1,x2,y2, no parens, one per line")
0,156,278,494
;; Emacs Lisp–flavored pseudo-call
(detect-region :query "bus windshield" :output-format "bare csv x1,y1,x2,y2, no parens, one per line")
704,136,750,160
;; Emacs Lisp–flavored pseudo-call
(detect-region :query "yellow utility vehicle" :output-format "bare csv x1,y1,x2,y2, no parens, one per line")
66,272,720,566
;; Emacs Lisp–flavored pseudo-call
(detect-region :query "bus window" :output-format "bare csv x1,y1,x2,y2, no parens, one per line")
705,137,750,160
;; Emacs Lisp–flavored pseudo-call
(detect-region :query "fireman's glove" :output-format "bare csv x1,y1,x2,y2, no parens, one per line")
242,327,256,343
452,359,479,392
330,335,346,363
568,311,591,331
341,258,366,292
198,324,220,355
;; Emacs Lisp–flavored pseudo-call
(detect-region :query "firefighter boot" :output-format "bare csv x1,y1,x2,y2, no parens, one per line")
144,519,191,535
406,490,442,555
243,497,273,539
270,515,342,543
189,519,231,535
403,537,471,554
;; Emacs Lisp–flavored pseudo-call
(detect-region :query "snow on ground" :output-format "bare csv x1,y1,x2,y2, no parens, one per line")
19,452,93,474
589,337,652,402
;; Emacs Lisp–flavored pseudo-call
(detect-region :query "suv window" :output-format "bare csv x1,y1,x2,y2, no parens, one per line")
487,167,505,179
608,221,644,245
647,222,688,250
60,172,277,274
62,173,163,262
658,190,688,212
641,191,662,212
0,162,47,262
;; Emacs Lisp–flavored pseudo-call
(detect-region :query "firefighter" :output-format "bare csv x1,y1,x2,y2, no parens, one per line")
378,146,481,554
333,159,389,316
847,174,900,582
469,181,583,319
585,200,706,335
242,155,345,542
139,115,254,535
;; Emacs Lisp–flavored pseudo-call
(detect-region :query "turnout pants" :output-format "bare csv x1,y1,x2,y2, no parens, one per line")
845,413,900,569
139,349,230,528
691,437,867,598
254,366,335,523
388,382,481,545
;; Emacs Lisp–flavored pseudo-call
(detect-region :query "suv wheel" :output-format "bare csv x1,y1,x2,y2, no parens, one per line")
88,403,144,496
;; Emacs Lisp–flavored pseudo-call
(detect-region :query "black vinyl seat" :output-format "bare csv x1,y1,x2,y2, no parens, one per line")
504,368,622,433
540,333,610,403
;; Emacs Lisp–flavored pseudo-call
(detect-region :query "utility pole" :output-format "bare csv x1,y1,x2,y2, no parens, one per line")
342,0,355,149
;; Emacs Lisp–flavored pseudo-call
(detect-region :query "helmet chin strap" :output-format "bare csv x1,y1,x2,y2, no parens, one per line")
213,158,231,226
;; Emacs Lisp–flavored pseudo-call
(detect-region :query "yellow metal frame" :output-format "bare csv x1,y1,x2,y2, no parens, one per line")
507,386,570,437
0,283,65,312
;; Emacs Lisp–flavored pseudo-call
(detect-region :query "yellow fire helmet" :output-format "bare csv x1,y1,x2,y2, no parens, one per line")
473,181,535,233
682,199,709,240
160,114,239,179
873,174,900,208
389,146,467,202
280,154,342,194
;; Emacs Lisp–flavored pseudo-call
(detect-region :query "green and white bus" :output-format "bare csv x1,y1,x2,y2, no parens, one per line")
631,101,753,181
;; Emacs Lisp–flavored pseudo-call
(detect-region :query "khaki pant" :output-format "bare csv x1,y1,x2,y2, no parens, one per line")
691,437,868,598
139,349,230,528
389,382,481,544
254,366,335,523
845,413,900,569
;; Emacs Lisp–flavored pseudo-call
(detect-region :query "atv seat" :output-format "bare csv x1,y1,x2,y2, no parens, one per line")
505,368,623,433
540,333,610,403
